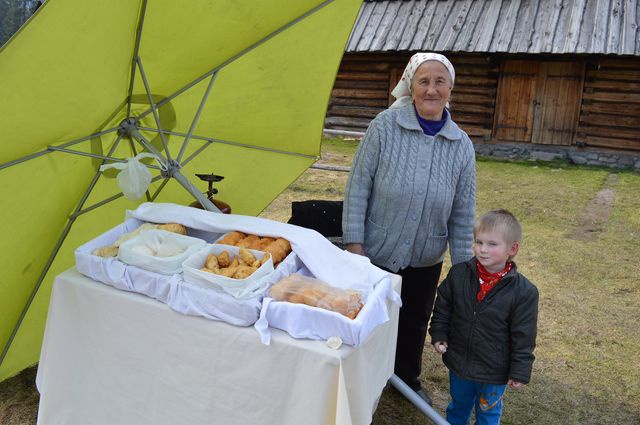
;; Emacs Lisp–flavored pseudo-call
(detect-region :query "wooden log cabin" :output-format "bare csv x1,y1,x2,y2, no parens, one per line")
325,0,640,153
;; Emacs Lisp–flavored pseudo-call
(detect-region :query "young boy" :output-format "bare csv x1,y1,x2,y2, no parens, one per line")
429,209,538,425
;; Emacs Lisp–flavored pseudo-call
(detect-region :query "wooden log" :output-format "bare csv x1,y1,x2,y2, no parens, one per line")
579,113,640,128
335,72,388,81
325,116,374,128
578,125,640,139
453,112,493,124
585,69,640,80
311,163,352,172
450,103,495,114
329,97,389,108
451,93,496,105
333,79,388,90
581,102,640,115
455,75,499,86
339,62,390,72
582,91,640,103
327,105,381,119
331,88,388,100
584,80,640,91
460,126,492,137
584,136,640,151
454,86,497,96
325,124,370,132
592,58,640,69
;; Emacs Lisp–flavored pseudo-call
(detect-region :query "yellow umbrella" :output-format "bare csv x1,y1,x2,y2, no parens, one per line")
0,0,361,381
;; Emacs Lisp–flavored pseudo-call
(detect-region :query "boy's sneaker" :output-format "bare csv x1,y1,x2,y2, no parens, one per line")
416,389,433,406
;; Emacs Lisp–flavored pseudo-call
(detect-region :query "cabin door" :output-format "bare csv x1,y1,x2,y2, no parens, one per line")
494,60,584,145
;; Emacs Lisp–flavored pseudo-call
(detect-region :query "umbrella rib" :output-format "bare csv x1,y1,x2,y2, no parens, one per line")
181,139,213,167
135,56,173,163
138,127,320,161
47,146,162,170
126,0,148,118
134,0,336,122
71,174,164,219
0,127,119,172
0,132,125,367
177,72,218,163
149,177,170,202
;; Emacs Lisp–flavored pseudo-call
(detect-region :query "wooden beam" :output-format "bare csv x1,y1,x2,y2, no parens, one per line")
582,91,640,104
327,105,381,119
584,136,640,151
331,88,388,100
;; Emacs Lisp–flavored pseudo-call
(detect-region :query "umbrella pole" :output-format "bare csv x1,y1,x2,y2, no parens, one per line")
172,170,220,213
388,374,450,425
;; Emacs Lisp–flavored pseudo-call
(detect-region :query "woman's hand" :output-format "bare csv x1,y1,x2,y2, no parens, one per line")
345,243,366,256
433,341,448,354
507,379,524,390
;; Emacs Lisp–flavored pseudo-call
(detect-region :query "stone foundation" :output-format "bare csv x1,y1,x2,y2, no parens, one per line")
473,142,640,171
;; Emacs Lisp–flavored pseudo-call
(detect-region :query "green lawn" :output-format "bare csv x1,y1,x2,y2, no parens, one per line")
261,138,640,425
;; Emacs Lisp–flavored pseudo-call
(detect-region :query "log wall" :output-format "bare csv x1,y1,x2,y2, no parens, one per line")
577,58,640,151
325,52,640,153
325,52,499,140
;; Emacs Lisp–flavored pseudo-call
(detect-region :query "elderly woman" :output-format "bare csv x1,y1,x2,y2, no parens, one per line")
342,52,476,403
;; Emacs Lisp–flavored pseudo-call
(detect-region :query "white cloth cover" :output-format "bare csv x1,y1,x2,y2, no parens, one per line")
36,269,402,425
127,202,390,294
389,52,456,109
75,218,296,326
125,203,398,346
255,276,401,346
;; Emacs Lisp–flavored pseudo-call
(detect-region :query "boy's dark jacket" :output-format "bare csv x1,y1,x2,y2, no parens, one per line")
429,258,539,384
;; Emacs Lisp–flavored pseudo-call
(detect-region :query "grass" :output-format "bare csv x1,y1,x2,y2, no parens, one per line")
258,139,640,425
1,137,639,424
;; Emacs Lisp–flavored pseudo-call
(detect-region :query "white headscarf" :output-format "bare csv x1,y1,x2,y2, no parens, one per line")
389,52,455,109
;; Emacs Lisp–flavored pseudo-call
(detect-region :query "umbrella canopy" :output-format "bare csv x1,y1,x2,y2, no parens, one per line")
0,0,361,381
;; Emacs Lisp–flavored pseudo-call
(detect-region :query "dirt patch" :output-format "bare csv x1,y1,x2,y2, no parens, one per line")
0,365,38,425
566,173,617,241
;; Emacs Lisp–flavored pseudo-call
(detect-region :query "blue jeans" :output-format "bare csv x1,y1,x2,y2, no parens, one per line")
446,371,507,425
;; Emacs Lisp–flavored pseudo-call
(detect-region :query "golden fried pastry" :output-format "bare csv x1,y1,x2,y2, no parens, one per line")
257,237,275,249
156,223,187,235
269,274,364,319
218,231,246,246
233,265,257,279
273,237,291,253
236,234,260,248
239,248,257,265
217,250,230,268
92,245,119,257
219,264,239,277
205,254,219,270
264,244,287,264
201,266,220,274
260,253,271,266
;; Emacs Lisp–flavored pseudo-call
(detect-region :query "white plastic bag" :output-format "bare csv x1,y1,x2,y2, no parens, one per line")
99,153,158,200
118,229,206,275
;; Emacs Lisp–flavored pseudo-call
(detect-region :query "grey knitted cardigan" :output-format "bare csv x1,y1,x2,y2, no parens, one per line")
342,104,476,272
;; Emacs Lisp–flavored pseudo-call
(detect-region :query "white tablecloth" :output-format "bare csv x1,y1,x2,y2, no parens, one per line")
36,269,401,425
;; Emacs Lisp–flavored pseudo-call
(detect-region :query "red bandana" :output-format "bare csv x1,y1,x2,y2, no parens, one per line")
476,261,513,302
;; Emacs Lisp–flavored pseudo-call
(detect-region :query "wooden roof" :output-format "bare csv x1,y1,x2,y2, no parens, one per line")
347,0,640,55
